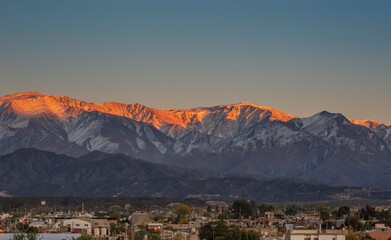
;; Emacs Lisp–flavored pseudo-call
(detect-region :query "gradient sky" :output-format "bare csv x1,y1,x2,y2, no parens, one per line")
0,1,390,124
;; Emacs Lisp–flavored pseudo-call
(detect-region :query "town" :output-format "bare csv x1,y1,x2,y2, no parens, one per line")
0,198,390,240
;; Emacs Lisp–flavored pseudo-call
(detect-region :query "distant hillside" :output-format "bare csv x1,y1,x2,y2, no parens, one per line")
1,148,391,201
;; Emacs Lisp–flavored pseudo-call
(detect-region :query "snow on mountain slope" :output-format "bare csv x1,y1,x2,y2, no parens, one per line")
64,112,180,160
0,91,390,159
0,92,298,154
372,124,391,150
0,93,182,159
1,92,391,189
292,111,388,152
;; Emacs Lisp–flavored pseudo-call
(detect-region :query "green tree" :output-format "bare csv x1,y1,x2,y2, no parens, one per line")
174,233,183,240
11,233,26,240
73,235,92,240
336,206,351,219
25,227,38,234
25,233,37,240
9,233,38,240
109,211,121,220
175,204,192,224
259,204,274,217
206,206,212,213
16,223,28,232
285,205,300,216
316,204,331,222
345,232,360,240
199,221,228,240
345,215,362,231
110,223,121,236
361,205,376,220
232,199,252,219
134,229,147,240
320,210,330,221
199,221,260,240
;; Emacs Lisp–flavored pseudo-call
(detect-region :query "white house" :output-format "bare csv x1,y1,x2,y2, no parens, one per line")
55,219,92,235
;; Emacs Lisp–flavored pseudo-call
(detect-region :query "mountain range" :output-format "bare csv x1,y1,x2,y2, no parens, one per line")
2,148,391,201
1,92,391,194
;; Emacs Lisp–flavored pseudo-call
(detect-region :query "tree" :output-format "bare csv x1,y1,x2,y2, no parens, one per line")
175,204,192,224
11,233,26,240
199,221,228,240
25,233,37,240
346,232,360,240
110,223,121,236
109,211,121,220
361,205,376,220
25,227,38,234
285,205,300,216
199,221,260,240
336,206,351,219
174,233,183,240
345,215,362,231
207,206,212,213
16,223,28,232
259,204,274,217
316,204,331,222
134,229,147,240
232,199,252,219
10,233,38,240
73,235,92,240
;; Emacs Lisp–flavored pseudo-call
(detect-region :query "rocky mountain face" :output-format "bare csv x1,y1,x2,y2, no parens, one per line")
1,92,391,189
2,148,391,201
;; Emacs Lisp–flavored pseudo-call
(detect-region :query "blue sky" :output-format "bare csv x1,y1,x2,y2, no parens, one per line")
0,1,390,123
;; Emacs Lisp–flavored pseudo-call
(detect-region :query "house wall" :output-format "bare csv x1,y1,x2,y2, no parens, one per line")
56,219,92,235
289,234,345,240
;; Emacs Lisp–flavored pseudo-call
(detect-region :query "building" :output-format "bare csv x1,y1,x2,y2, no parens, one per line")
54,218,109,237
55,219,92,235
147,223,163,231
286,229,348,240
88,219,110,237
131,211,149,227
29,221,49,232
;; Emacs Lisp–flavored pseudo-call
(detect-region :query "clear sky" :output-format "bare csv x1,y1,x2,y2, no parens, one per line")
0,1,390,124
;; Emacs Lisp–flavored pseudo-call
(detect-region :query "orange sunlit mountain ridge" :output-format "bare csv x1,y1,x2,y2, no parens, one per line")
0,92,297,128
0,91,386,129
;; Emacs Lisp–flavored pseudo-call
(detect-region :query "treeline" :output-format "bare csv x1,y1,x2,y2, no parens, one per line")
199,221,260,240
0,197,204,212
